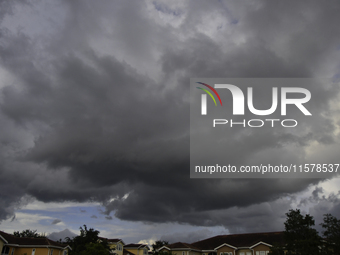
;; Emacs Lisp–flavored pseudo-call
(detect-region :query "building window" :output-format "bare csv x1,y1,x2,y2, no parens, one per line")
51,249,54,255
220,252,223,255
1,246,10,255
183,252,185,255
10,248,15,255
32,248,36,255
63,251,67,255
260,251,265,255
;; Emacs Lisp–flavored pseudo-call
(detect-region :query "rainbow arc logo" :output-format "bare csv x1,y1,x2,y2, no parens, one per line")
196,82,222,115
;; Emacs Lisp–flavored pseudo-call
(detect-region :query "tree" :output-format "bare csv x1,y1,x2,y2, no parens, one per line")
152,240,172,255
13,229,45,238
78,243,112,255
284,209,321,255
152,240,169,251
320,214,340,255
66,225,111,255
269,243,285,255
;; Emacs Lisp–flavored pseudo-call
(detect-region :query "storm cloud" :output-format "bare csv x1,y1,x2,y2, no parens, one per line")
0,0,340,234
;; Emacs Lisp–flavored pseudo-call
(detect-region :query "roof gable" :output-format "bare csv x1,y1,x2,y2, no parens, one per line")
125,243,150,250
249,241,272,249
215,243,237,250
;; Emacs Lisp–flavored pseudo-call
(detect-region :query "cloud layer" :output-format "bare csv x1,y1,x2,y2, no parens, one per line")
0,0,340,234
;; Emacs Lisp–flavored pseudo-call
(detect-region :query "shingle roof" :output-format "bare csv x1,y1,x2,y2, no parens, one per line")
107,238,123,243
124,248,135,255
99,237,124,243
0,231,68,248
191,232,285,250
125,243,150,249
165,242,201,250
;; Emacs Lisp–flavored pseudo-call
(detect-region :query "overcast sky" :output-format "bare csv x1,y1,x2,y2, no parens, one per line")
0,0,340,245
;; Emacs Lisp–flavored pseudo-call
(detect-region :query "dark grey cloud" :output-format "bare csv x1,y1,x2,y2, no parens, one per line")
0,0,339,234
91,215,98,219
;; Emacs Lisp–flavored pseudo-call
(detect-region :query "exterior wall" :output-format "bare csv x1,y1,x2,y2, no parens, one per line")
13,247,65,255
168,250,189,255
0,240,4,254
110,242,124,255
126,248,148,255
189,251,202,255
125,248,138,255
158,248,167,253
236,249,252,255
252,244,271,255
217,246,236,255
158,248,171,254
142,248,147,255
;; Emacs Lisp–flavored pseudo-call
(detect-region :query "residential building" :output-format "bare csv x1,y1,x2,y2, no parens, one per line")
125,243,150,255
158,232,285,255
99,237,125,255
0,231,71,255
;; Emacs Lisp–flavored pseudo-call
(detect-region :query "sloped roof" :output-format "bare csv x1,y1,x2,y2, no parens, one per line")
125,243,150,249
0,231,69,248
164,242,201,250
107,238,123,243
99,237,125,244
124,248,135,255
191,232,285,250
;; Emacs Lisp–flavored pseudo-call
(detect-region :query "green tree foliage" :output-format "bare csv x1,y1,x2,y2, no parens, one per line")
13,229,45,238
152,240,172,255
269,243,285,255
66,225,111,255
78,243,112,255
284,209,321,255
320,214,340,255
152,240,169,251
